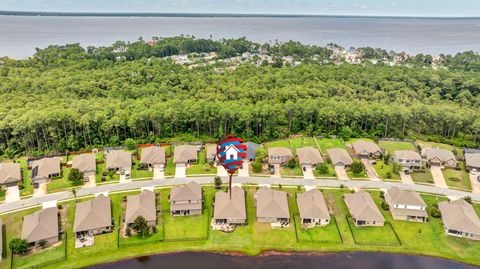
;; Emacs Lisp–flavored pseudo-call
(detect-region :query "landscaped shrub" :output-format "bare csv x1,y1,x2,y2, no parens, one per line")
316,163,329,174
381,201,389,210
252,162,262,173
350,160,365,174
214,176,222,189
464,196,472,204
9,238,28,254
386,172,392,178
430,207,441,218
287,158,296,169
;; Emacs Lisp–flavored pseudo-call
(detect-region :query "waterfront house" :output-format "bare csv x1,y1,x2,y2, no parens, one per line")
173,145,198,166
327,148,353,167
125,190,157,226
211,186,247,231
268,147,292,166
74,194,113,237
243,142,260,162
344,190,385,227
421,147,457,168
256,187,290,227
350,141,383,159
393,150,422,172
106,150,132,175
31,157,61,184
297,189,330,228
296,147,324,172
385,187,427,222
206,145,217,163
72,153,96,179
0,162,21,187
465,152,480,171
170,181,202,216
21,207,59,247
140,146,166,171
438,199,480,240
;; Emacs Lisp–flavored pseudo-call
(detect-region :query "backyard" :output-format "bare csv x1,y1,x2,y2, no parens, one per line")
316,138,345,154
186,149,216,175
379,140,417,154
289,137,318,153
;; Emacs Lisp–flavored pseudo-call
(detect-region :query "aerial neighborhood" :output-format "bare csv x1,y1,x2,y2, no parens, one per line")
0,137,479,268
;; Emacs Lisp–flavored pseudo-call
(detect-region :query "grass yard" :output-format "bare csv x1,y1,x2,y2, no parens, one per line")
18,159,34,197
313,164,337,177
95,163,119,183
346,217,400,246
164,158,175,176
264,139,290,149
416,140,462,157
379,140,416,154
374,160,401,181
289,137,318,153
344,138,375,144
411,169,434,184
186,150,216,175
280,163,304,177
12,233,66,269
47,167,84,193
131,158,153,179
443,164,472,191
316,138,345,154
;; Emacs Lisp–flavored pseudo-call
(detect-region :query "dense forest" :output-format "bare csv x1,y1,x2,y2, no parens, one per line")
1,36,480,157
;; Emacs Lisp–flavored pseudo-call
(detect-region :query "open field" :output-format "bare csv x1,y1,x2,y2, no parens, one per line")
379,140,416,154
264,140,290,149
289,137,318,153
316,138,345,153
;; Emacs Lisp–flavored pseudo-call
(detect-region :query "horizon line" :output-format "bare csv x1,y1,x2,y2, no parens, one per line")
1,10,480,19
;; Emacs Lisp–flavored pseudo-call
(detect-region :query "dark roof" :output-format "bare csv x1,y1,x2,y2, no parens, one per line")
243,142,260,160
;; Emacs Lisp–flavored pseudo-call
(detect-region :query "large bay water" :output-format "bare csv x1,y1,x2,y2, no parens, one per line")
89,252,479,269
1,15,480,59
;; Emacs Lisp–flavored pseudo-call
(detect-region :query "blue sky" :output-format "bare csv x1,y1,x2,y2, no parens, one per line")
1,0,480,17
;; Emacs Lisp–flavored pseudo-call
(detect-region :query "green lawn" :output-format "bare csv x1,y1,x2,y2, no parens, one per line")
280,162,304,177
95,163,119,183
345,138,375,144
411,169,434,184
316,138,345,154
47,167,84,193
264,140,290,149
443,164,472,191
131,159,153,179
18,159,34,197
12,233,66,269
186,150,216,175
164,158,175,176
379,140,416,154
416,140,462,157
374,160,401,181
313,164,337,177
346,217,400,246
289,137,318,153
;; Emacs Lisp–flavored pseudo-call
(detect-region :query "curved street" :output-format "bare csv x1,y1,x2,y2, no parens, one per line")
0,176,479,215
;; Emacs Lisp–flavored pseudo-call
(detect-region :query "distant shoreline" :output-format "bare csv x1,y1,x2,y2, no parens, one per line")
1,10,480,19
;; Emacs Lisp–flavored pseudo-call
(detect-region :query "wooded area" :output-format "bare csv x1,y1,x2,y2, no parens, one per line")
1,36,480,157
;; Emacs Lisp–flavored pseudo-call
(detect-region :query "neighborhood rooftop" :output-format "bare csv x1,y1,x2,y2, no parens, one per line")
243,142,260,160
72,153,96,173
394,150,421,160
106,150,132,169
422,147,456,162
140,146,166,165
327,148,353,166
0,162,21,185
296,147,323,165
21,207,58,243
386,187,426,207
31,157,61,178
256,187,289,219
439,199,480,236
173,145,198,164
213,186,246,220
297,189,329,220
465,152,480,169
351,141,382,154
344,190,385,222
125,190,157,225
74,194,112,233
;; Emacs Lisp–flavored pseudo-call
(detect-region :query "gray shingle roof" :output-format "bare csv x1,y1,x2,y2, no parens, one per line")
72,153,96,173
170,181,202,202
386,187,426,207
296,147,323,165
439,199,480,235
465,153,480,168
393,150,421,161
0,163,21,185
243,142,260,160
173,145,198,164
421,147,456,163
140,146,165,165
31,158,61,179
74,194,112,233
213,186,246,220
351,141,383,155
344,190,385,222
297,189,329,219
106,150,131,169
125,190,156,224
327,148,353,166
21,207,58,243
256,187,289,219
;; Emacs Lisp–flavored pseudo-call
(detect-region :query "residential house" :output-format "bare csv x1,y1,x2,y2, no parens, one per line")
393,150,422,172
256,187,290,226
297,189,330,227
267,147,292,165
421,147,457,168
106,150,132,174
140,146,166,171
350,141,383,159
438,199,480,240
125,190,157,226
344,190,385,227
170,181,202,216
74,194,113,236
206,145,217,163
0,163,21,187
296,147,324,172
72,153,96,178
327,148,353,167
21,207,59,247
465,152,480,171
173,145,198,166
243,142,260,162
211,186,247,230
31,157,61,184
385,187,427,222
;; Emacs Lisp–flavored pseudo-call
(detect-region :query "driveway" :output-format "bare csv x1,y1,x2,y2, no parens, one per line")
271,164,281,178
470,172,480,194
33,182,48,197
5,186,20,202
217,165,228,177
430,166,448,188
83,175,96,188
334,165,349,180
153,167,165,180
238,160,249,177
361,159,380,181
400,172,414,184
175,164,186,178
302,165,314,179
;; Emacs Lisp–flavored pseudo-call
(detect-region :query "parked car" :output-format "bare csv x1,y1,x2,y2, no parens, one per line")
269,165,275,174
84,176,89,182
125,173,131,180
477,175,480,182
471,169,477,175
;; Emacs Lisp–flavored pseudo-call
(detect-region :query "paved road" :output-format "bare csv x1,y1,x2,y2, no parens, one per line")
1,176,480,215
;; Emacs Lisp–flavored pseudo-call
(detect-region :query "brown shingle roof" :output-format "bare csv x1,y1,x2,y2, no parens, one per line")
297,189,330,220
465,153,480,168
422,147,456,163
206,145,217,160
386,187,426,207
21,207,58,243
256,187,289,219
31,157,61,178
74,194,112,233
351,141,382,155
268,147,292,164
170,181,202,202
327,148,353,166
140,146,165,165
106,150,131,170
439,199,480,235
125,190,156,224
393,150,421,161
213,186,246,220
72,153,96,173
0,163,21,184
296,147,323,165
344,190,385,222
173,145,198,164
